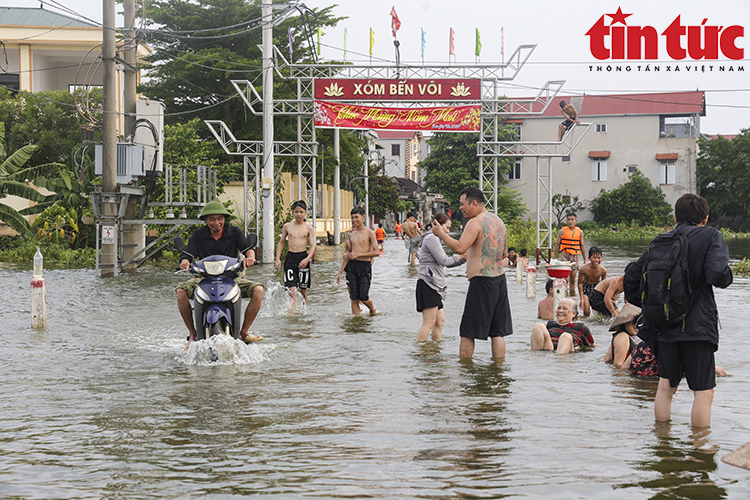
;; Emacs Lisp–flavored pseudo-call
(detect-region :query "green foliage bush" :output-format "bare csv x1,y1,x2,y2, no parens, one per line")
589,169,673,226
732,258,750,275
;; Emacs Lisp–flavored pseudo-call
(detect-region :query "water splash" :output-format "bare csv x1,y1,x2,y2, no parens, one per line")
260,280,308,317
183,335,268,366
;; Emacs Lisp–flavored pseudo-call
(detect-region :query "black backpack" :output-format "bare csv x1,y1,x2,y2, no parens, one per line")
639,225,698,326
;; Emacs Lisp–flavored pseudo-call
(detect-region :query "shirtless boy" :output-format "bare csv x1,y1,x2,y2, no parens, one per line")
589,264,633,318
577,246,607,317
432,187,513,359
557,100,580,141
538,279,555,321
402,213,422,266
275,200,316,313
342,206,380,316
502,247,518,268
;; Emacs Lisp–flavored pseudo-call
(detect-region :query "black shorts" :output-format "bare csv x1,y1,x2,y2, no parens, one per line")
561,119,575,130
416,279,443,312
284,251,311,289
589,289,615,317
346,259,372,302
655,340,716,391
460,274,513,340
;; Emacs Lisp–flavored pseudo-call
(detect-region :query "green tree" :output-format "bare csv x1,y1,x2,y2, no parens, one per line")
367,165,401,219
420,131,526,220
589,169,673,226
697,130,750,230
552,193,582,226
0,145,47,239
139,0,342,140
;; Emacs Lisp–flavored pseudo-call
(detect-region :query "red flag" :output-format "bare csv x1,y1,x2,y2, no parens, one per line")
390,7,401,37
449,28,455,58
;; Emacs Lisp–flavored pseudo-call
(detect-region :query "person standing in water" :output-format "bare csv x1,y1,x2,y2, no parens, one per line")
342,206,380,316
275,200,316,313
432,187,512,359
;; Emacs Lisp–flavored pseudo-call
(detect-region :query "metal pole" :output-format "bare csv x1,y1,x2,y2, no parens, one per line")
243,156,248,235
334,128,341,244
101,0,117,277
123,0,136,137
364,158,369,227
261,0,275,263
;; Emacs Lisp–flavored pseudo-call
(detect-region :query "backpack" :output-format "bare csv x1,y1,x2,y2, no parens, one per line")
639,225,698,326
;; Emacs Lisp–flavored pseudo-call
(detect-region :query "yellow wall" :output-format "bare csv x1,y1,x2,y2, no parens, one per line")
220,173,354,238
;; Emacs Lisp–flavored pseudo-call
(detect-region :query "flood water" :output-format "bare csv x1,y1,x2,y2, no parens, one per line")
1,236,749,499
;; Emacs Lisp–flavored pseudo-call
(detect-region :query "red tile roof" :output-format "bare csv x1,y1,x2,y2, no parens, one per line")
375,130,420,139
510,91,705,118
589,151,611,158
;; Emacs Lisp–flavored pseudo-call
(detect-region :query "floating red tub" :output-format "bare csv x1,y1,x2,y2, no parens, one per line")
546,265,573,279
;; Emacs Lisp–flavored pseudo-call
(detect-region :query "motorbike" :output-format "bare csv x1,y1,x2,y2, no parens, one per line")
174,238,255,341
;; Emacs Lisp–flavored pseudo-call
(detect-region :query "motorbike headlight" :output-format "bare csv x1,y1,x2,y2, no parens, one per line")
203,259,228,276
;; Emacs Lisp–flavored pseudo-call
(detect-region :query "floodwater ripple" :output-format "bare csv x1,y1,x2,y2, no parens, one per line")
0,237,749,498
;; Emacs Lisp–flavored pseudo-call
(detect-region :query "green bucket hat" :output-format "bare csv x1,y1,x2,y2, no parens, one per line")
200,201,231,220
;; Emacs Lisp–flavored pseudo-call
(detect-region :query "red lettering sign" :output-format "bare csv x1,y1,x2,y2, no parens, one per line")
314,79,481,101
586,10,744,60
313,101,480,132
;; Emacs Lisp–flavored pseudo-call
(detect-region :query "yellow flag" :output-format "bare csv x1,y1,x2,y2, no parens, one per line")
369,28,374,56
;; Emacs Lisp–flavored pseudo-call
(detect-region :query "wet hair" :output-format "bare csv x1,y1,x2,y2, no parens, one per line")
559,100,567,107
508,247,516,253
589,246,602,258
624,261,636,278
378,223,383,228
460,186,484,204
545,279,553,294
351,206,365,216
407,212,416,219
433,212,450,225
520,249,527,257
674,193,709,224
291,200,307,211
566,212,577,220
558,298,579,321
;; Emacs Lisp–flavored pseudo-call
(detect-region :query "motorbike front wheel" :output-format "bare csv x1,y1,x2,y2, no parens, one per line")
207,318,231,338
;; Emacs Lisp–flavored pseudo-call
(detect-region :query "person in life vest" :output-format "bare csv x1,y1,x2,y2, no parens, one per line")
554,212,587,296
394,221,402,239
375,223,387,251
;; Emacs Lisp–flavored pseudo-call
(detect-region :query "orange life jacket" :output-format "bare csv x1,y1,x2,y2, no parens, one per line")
559,226,582,255
376,228,386,239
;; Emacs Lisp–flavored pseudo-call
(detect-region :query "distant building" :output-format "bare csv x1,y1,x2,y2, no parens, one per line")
374,130,428,184
0,6,151,136
506,91,705,221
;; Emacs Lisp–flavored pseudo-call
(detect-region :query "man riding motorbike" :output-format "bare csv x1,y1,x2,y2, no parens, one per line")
176,201,264,346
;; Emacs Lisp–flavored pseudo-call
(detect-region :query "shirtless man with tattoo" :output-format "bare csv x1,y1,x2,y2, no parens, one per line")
432,187,513,359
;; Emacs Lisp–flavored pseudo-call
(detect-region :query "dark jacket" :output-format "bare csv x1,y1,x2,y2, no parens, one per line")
181,224,254,263
624,222,733,348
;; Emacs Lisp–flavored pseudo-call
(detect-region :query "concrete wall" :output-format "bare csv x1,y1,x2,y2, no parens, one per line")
506,114,697,221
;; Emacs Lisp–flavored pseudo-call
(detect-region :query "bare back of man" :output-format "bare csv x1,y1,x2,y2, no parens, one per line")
432,188,512,359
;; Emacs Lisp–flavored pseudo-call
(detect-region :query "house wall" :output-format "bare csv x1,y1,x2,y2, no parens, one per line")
506,114,697,221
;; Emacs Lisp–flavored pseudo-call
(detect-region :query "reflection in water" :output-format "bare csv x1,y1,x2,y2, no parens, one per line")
622,425,726,500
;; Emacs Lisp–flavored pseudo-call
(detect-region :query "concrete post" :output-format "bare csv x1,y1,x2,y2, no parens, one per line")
31,278,46,328
526,265,536,298
261,0,275,263
553,278,568,313
101,0,118,277
334,128,341,244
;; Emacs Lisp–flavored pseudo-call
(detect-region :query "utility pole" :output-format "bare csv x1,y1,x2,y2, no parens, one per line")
101,0,117,277
333,128,340,244
120,0,141,274
261,0,274,263
123,0,136,137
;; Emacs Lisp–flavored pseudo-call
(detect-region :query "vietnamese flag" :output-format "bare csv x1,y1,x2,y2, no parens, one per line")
390,7,401,38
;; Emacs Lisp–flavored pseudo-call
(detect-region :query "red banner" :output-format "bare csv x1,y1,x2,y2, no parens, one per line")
313,101,480,132
314,78,481,101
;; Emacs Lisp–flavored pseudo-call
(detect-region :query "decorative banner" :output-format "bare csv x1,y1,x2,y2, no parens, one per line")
314,100,481,132
315,78,480,101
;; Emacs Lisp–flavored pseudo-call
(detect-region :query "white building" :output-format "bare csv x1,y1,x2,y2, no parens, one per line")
506,91,704,221
373,130,429,184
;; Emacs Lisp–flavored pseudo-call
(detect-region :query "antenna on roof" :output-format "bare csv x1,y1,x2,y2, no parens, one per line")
40,1,44,8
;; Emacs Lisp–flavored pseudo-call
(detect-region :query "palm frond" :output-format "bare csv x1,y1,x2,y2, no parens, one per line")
0,180,47,202
0,204,37,240
0,145,38,176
